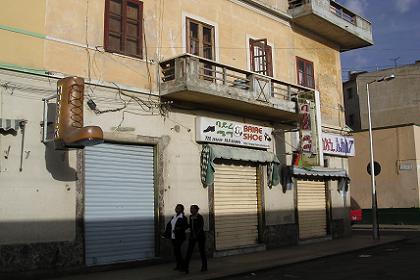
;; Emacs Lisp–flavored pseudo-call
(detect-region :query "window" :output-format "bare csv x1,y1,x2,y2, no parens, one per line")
249,39,273,77
347,87,353,99
296,57,315,89
104,0,143,58
186,18,215,60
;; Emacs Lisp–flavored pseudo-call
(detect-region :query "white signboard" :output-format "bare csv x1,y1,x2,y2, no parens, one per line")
322,133,355,157
195,117,273,149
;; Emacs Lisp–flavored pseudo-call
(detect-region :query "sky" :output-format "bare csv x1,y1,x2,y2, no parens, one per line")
337,0,420,81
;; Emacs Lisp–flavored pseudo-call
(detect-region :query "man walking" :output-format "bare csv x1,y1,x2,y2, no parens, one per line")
185,205,207,274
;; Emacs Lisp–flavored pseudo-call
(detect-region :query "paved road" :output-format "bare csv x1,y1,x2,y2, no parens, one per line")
222,231,420,280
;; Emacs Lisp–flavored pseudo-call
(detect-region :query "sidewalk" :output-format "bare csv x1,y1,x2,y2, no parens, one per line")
50,235,404,280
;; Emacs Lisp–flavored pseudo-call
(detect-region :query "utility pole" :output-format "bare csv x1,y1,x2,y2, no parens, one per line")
366,74,395,240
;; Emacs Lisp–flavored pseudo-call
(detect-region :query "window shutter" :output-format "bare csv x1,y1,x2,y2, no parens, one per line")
249,39,256,72
186,18,214,58
104,0,143,58
296,57,315,89
265,44,273,77
249,39,272,76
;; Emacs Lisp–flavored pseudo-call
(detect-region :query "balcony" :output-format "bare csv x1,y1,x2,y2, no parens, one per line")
288,0,373,51
160,54,313,122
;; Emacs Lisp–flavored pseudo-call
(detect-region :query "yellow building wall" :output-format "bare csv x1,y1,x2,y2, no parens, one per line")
0,0,46,69
0,0,345,128
349,126,420,209
41,0,343,127
44,0,157,92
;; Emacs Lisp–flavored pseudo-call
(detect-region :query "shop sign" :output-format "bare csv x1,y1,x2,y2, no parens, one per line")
195,117,272,149
322,133,355,157
295,95,321,167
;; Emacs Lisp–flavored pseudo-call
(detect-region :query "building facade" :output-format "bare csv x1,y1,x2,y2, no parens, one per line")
343,62,420,223
343,62,420,131
349,124,420,224
0,0,372,274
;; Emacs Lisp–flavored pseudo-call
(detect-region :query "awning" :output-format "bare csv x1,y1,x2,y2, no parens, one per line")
209,144,280,164
201,144,280,187
281,166,349,192
291,166,348,179
0,118,21,133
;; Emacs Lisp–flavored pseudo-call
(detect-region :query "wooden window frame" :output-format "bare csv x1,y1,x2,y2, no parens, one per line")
104,0,143,58
249,38,273,77
296,57,315,89
186,17,215,60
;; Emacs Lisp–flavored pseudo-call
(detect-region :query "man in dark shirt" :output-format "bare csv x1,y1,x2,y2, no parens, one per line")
185,204,207,273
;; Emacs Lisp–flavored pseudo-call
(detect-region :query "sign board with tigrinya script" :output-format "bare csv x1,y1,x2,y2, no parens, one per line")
322,133,355,157
195,117,273,149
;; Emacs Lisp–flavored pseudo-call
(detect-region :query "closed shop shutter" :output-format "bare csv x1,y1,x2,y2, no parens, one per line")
84,143,155,266
214,161,259,250
297,180,327,240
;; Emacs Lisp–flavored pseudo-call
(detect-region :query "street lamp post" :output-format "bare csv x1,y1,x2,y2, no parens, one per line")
366,74,395,240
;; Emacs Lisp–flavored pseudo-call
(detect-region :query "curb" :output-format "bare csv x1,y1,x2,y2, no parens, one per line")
353,225,420,231
183,236,407,280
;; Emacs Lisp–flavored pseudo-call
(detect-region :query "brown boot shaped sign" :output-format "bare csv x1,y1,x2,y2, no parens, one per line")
54,77,103,150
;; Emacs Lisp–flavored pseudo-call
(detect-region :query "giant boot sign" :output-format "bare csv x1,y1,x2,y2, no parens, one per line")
54,77,103,150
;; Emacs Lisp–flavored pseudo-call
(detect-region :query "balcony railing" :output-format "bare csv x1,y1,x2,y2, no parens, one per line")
160,53,311,104
288,0,373,50
289,0,361,26
329,1,355,24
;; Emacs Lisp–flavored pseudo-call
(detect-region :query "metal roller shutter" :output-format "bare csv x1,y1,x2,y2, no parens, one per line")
84,143,155,266
297,180,327,240
214,162,259,250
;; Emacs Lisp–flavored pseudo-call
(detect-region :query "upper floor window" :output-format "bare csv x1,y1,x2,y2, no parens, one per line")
296,57,314,89
186,18,215,60
104,0,143,58
249,39,273,77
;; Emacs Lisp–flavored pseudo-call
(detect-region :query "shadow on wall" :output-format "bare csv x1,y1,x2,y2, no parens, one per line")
44,142,77,182
44,102,77,182
0,207,351,276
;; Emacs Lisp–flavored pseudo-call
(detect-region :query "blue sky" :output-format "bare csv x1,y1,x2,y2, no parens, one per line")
337,0,420,80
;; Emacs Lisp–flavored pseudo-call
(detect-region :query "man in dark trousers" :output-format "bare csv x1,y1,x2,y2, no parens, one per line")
185,204,207,274
164,204,188,271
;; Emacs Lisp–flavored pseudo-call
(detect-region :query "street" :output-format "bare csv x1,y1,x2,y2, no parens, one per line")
221,231,420,280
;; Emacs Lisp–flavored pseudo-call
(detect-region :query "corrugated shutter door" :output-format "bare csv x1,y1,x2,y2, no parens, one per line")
84,143,155,266
297,180,327,240
214,162,259,250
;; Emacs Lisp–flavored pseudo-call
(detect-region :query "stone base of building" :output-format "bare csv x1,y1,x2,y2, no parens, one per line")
332,219,352,238
264,224,298,249
0,240,83,273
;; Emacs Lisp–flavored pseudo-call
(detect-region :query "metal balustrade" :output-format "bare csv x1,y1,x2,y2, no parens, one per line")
160,53,311,104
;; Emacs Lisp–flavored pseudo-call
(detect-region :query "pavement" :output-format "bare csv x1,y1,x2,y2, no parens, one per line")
221,233,420,280
44,234,405,280
352,224,420,231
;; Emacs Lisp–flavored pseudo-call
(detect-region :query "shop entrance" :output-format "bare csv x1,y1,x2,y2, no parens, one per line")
297,180,328,240
213,161,260,250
